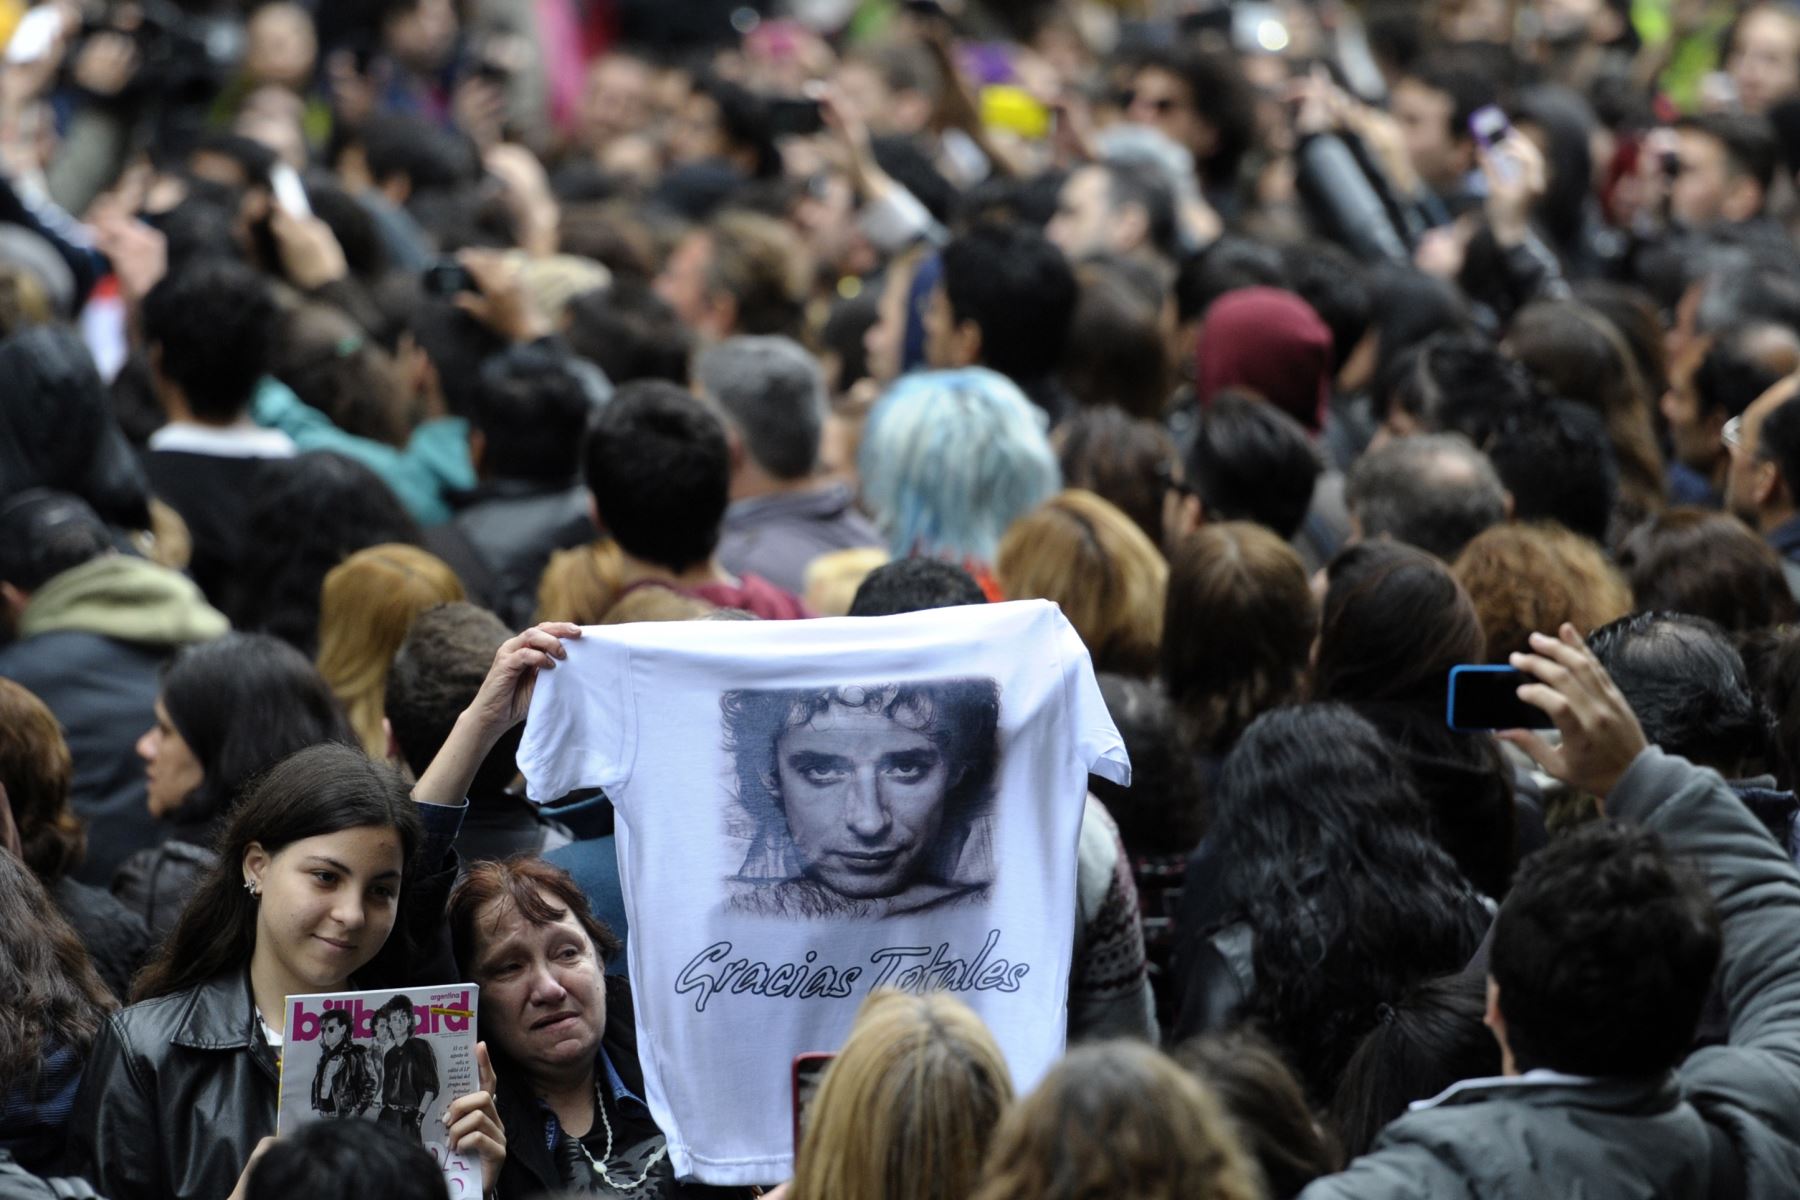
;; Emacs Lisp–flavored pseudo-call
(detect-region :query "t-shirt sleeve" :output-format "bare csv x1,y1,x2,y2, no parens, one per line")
515,636,638,802
1058,614,1131,786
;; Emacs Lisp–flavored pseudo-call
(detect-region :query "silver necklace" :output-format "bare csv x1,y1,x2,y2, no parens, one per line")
570,1076,668,1192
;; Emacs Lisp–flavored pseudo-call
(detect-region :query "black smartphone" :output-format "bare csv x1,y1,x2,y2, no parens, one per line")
791,1052,835,1152
422,258,476,298
767,96,825,138
1446,666,1554,732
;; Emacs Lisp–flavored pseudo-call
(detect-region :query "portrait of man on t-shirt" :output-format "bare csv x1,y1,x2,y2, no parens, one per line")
720,679,1001,919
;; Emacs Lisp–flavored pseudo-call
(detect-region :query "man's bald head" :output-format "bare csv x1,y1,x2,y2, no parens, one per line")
1346,433,1509,561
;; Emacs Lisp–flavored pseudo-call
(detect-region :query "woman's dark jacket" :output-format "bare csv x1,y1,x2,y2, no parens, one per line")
493,976,648,1200
65,805,464,1200
492,981,747,1200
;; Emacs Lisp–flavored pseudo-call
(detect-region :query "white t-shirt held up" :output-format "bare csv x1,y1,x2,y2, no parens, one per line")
517,600,1130,1185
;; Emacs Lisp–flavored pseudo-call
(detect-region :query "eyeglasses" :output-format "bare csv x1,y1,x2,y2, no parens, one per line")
1120,90,1180,115
1724,414,1745,452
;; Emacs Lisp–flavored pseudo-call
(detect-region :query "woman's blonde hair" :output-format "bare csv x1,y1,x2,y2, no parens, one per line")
790,990,1014,1200
1453,522,1634,662
804,547,891,617
599,587,715,624
995,489,1168,677
535,540,624,624
315,544,465,757
973,1040,1262,1200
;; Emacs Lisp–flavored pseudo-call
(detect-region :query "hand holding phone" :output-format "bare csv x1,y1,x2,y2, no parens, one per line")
1446,665,1553,732
767,96,825,138
422,258,478,298
1468,104,1511,153
1501,625,1650,802
269,163,310,217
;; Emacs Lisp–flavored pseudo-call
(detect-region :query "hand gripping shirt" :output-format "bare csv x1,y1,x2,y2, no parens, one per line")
517,601,1129,1185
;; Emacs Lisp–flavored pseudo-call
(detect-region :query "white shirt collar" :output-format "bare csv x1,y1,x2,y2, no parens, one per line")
147,420,297,459
1408,1069,1605,1113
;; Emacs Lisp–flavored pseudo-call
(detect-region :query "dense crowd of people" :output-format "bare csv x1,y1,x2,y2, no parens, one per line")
7,0,1800,1195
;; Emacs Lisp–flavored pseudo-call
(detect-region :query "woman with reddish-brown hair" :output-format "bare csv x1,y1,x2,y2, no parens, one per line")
447,856,677,1200
1453,522,1634,662
0,679,149,1000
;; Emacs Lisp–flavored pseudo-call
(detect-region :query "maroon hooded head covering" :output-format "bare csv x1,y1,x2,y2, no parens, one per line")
1195,287,1333,433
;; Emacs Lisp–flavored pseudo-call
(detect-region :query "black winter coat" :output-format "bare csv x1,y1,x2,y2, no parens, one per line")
67,970,278,1200
492,982,749,1200
67,842,461,1200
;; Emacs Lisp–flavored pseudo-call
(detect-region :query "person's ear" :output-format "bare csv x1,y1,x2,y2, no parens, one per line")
1484,974,1517,1075
704,292,739,341
0,782,20,860
382,717,401,766
1502,489,1516,521
242,842,271,894
0,581,29,628
1724,176,1765,224
1161,490,1202,551
379,171,412,207
585,491,606,537
890,88,933,134
1451,132,1477,176
405,338,441,406
1114,202,1150,254
1755,458,1783,509
468,428,487,476
951,317,983,369
759,770,782,802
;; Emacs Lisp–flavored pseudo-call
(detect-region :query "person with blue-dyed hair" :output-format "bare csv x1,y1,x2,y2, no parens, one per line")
858,368,1060,595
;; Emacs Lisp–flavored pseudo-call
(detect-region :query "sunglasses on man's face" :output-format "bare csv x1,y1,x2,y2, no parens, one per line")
1120,90,1181,115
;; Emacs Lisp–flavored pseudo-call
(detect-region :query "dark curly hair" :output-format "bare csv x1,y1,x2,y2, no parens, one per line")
1493,820,1719,1077
1207,704,1489,1105
1314,542,1521,899
1126,45,1256,192
721,680,1002,868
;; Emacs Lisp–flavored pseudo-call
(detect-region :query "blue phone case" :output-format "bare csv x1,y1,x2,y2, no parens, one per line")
1446,664,1526,732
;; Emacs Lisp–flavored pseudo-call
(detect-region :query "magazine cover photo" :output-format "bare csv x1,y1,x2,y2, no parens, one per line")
279,984,483,1195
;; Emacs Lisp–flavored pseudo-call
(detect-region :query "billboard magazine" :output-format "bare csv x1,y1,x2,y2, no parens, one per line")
278,984,482,1197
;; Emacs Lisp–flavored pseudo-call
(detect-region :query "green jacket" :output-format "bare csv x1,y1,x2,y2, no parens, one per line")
1301,749,1800,1200
250,378,473,526
18,554,227,645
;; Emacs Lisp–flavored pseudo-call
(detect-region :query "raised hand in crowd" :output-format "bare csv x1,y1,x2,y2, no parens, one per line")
1504,623,1650,803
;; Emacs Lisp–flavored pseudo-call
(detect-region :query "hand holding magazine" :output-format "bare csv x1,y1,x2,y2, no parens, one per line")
278,984,503,1196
